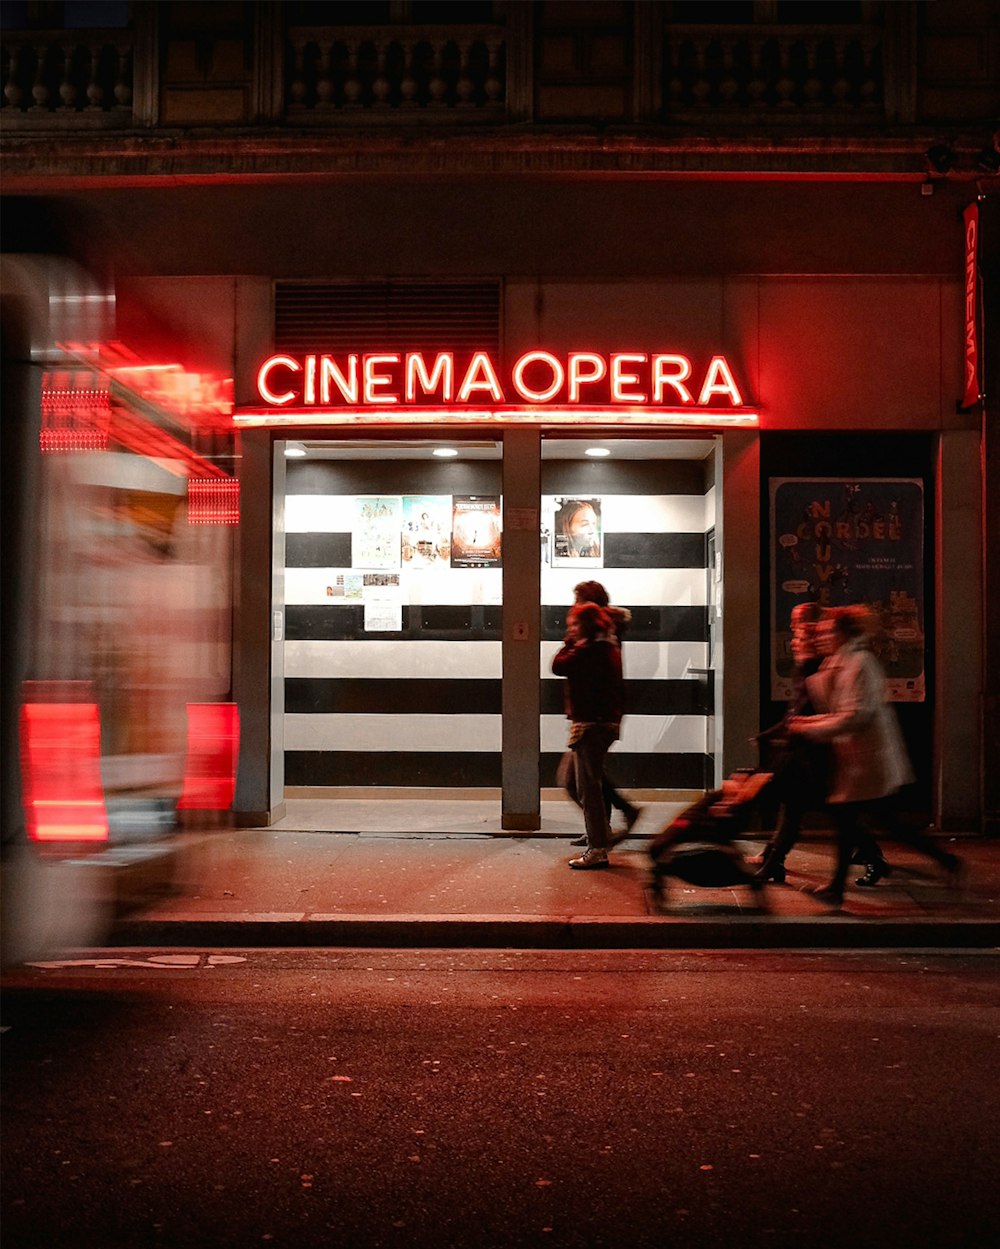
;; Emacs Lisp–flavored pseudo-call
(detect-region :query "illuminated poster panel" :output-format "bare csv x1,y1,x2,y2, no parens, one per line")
352,496,402,570
402,496,451,567
547,496,604,567
770,478,925,702
451,495,502,569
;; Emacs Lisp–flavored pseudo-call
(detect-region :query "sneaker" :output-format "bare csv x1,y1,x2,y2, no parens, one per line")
568,847,610,870
570,835,588,847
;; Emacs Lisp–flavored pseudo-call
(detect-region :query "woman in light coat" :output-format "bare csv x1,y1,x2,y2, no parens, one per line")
788,606,910,905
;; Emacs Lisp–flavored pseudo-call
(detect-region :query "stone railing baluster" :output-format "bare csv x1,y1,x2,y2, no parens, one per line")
372,39,391,107
342,40,363,108
315,41,334,107
58,47,77,110
85,43,105,110
831,37,851,109
288,36,308,108
3,46,23,108
485,38,502,106
719,36,739,106
113,42,131,109
747,36,766,109
400,40,418,106
456,40,474,107
30,42,51,110
774,36,795,109
860,33,880,111
427,42,447,107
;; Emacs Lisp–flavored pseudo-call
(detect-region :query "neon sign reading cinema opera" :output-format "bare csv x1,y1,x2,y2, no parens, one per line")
238,350,758,427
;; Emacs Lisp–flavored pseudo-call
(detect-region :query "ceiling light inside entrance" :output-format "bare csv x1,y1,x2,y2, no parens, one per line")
433,447,459,458
284,441,307,458
585,447,611,457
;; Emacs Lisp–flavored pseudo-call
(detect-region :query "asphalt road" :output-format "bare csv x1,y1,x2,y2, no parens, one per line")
3,949,1000,1249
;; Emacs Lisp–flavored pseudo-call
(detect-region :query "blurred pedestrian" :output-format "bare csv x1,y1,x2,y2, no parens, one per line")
751,602,832,882
552,601,624,869
569,580,642,843
789,605,960,906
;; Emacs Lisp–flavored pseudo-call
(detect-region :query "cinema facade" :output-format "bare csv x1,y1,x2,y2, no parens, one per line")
2,7,996,837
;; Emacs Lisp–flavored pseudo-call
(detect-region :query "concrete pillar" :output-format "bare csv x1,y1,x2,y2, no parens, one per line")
501,427,541,830
233,430,286,826
935,431,983,829
716,431,760,782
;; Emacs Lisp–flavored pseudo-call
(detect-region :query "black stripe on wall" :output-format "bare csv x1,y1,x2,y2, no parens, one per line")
285,604,708,642
285,677,714,716
287,461,502,496
543,752,713,790
286,751,502,787
286,751,712,789
286,530,706,570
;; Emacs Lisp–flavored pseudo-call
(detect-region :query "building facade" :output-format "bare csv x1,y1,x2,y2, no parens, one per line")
3,1,998,838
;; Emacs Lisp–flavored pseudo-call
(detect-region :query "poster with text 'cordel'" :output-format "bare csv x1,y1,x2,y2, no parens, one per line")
770,478,924,702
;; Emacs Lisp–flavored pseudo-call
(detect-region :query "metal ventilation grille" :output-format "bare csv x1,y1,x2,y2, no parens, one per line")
274,280,501,354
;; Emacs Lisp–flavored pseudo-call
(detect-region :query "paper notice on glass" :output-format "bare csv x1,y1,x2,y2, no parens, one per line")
364,599,402,633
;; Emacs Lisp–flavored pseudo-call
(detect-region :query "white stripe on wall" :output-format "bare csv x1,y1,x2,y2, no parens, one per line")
285,566,504,606
540,567,706,608
285,713,708,753
285,639,504,678
284,566,707,607
540,641,709,680
285,713,502,752
541,715,709,754
285,639,708,680
285,493,710,535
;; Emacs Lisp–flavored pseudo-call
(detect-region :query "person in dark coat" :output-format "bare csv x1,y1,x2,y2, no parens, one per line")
570,580,642,842
552,601,625,869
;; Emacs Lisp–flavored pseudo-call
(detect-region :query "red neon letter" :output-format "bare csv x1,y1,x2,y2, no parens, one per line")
457,352,505,403
321,355,359,405
512,351,565,403
304,355,317,405
405,353,454,403
257,355,300,406
567,353,607,402
364,355,400,405
698,356,743,406
611,353,648,403
652,355,693,404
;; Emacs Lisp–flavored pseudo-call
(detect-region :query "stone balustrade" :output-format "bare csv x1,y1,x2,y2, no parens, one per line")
664,24,882,117
286,25,506,117
2,30,133,118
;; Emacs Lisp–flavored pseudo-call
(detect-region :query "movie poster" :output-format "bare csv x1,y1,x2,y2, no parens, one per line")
352,496,401,570
451,495,502,568
770,478,924,702
546,496,603,567
401,496,451,568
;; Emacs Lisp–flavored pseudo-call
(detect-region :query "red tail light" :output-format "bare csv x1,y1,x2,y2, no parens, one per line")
178,703,240,811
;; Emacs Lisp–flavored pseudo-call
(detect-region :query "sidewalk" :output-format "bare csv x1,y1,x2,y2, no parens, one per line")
104,799,1000,950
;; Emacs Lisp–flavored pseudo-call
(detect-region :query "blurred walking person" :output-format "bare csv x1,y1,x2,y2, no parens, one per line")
569,580,642,842
789,605,961,906
553,601,624,869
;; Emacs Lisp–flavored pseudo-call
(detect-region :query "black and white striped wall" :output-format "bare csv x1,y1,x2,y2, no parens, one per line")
283,453,715,791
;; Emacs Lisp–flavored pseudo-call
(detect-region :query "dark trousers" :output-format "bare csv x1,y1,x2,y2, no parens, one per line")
559,725,617,849
603,776,639,822
828,802,889,894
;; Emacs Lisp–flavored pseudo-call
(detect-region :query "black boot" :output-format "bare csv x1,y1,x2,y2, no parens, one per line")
855,861,892,887
753,846,786,884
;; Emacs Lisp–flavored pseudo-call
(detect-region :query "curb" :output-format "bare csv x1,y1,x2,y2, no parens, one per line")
107,914,1000,951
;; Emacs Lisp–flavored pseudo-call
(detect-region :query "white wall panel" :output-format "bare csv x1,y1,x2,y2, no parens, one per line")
286,713,502,752
286,639,503,679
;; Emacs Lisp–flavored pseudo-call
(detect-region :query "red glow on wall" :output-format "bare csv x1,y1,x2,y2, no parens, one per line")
40,371,111,453
20,700,109,842
187,477,240,525
178,703,240,811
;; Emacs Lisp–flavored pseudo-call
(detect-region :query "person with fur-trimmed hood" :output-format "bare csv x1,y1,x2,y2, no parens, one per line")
552,601,624,869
